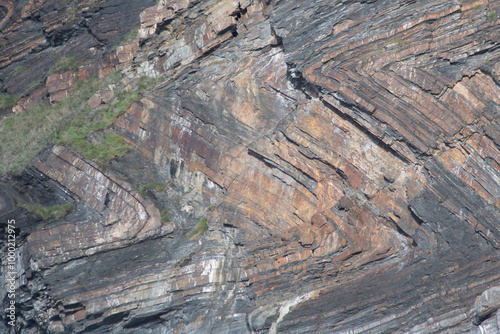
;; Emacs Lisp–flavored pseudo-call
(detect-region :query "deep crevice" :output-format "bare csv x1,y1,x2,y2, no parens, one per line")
248,148,317,195
321,97,411,164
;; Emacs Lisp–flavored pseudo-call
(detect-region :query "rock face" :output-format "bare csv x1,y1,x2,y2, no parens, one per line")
1,0,500,333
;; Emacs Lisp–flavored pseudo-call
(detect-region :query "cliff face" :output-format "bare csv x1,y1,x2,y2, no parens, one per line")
1,0,500,333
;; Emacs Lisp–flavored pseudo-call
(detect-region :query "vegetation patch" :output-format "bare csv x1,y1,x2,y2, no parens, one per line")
138,75,163,91
0,93,19,109
0,71,122,175
385,39,407,48
20,202,75,221
188,218,208,238
0,65,161,175
137,181,171,196
161,210,171,223
48,56,77,75
116,26,140,48
79,132,131,168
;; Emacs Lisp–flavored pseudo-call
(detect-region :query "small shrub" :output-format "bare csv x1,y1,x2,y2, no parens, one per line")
188,218,208,238
487,11,497,20
20,202,75,221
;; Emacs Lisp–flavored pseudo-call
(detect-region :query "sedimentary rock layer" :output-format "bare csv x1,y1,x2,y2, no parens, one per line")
1,0,500,333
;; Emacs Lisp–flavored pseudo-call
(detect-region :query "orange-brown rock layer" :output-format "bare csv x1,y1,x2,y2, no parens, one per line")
1,0,500,333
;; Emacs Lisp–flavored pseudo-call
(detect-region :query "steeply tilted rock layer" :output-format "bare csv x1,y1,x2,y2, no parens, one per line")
1,0,500,333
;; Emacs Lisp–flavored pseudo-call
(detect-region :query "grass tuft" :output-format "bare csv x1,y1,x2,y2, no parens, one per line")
0,94,19,109
161,210,171,223
116,27,139,48
20,202,75,221
48,56,77,76
188,218,208,238
82,132,132,168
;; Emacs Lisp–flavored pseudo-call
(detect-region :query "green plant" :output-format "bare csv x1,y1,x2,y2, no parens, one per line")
138,75,163,91
0,94,18,109
27,78,43,92
114,89,141,116
0,64,152,175
15,65,26,74
67,7,78,18
0,71,124,175
117,26,139,48
188,218,208,238
393,39,407,47
138,181,169,196
384,39,407,48
48,56,77,76
487,11,497,20
474,4,483,10
70,132,131,168
20,202,75,221
148,182,167,192
161,210,171,223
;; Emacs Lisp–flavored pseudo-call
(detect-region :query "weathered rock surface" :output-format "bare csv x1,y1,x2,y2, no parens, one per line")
1,0,500,333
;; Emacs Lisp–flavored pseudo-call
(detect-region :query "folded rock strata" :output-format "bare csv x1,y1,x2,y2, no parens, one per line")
1,0,500,333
